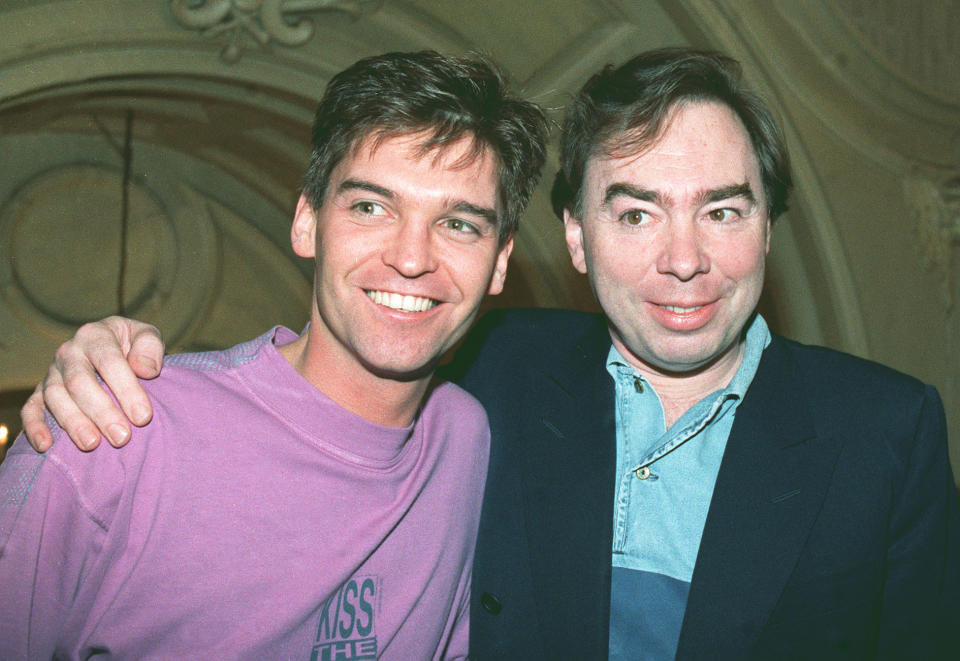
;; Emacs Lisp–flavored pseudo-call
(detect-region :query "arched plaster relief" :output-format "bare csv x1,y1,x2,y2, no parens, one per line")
0,126,310,389
773,3,960,310
748,0,960,335
0,134,215,341
0,1,394,106
832,0,960,100
795,2,960,141
744,4,960,274
0,87,312,256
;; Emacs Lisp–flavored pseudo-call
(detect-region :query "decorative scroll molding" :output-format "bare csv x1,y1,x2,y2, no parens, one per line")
169,0,379,63
905,171,960,305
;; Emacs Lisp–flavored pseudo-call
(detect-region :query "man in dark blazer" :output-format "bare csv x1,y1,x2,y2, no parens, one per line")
453,49,960,659
20,48,960,658
456,308,959,658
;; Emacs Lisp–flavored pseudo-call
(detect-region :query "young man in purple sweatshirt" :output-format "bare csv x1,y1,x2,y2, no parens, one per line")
0,51,546,659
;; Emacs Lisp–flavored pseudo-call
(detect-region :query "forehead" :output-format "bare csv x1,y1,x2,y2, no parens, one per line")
353,130,496,177
586,101,762,201
330,130,500,206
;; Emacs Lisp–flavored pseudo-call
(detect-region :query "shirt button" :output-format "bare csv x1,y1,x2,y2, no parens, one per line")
635,466,651,480
480,592,502,615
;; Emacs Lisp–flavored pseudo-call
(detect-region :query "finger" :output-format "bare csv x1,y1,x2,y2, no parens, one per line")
21,385,58,452
53,336,135,448
93,319,162,427
125,321,165,380
39,367,105,451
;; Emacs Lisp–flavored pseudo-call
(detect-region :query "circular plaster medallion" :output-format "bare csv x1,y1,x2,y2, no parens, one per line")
0,162,218,340
5,164,169,324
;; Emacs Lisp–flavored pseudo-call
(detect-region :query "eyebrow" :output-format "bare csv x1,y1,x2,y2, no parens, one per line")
602,183,659,207
698,183,755,206
338,178,499,226
452,201,499,225
338,178,394,198
602,181,756,209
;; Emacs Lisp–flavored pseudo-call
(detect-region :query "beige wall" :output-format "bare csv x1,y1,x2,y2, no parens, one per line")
1,0,958,481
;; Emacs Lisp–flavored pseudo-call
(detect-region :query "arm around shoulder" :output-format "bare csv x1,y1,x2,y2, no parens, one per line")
22,316,166,453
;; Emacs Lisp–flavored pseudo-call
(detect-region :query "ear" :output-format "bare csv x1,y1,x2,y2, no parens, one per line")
486,236,514,296
564,208,588,274
764,216,772,254
290,193,317,258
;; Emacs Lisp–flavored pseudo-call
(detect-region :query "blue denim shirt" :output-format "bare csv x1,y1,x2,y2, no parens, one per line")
607,314,770,660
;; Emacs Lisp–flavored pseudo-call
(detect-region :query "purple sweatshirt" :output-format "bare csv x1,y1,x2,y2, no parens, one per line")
0,326,489,659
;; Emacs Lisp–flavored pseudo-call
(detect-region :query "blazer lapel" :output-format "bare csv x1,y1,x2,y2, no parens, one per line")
519,317,617,658
677,336,845,658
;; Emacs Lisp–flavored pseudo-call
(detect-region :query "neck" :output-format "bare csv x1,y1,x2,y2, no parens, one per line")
277,332,430,428
620,339,746,429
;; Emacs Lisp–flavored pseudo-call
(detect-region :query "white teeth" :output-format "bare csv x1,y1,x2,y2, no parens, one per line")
663,304,702,313
366,290,438,313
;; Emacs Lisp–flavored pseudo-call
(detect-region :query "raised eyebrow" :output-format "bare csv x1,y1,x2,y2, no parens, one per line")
602,183,659,208
700,183,755,206
337,178,394,199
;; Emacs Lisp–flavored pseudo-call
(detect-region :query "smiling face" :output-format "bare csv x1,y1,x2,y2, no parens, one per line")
291,131,512,391
565,101,770,378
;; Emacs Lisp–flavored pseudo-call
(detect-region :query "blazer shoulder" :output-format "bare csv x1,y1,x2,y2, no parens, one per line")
769,334,939,434
445,308,605,380
475,308,603,348
773,334,927,395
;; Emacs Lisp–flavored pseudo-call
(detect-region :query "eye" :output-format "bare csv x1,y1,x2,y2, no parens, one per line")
352,200,385,216
442,218,480,235
620,209,648,226
707,208,738,222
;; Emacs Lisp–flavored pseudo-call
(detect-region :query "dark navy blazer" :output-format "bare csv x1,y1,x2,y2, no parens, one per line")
447,309,960,660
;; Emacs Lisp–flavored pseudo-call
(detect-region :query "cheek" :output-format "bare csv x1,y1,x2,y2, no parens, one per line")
322,227,380,269
586,236,650,285
714,235,767,280
446,247,499,297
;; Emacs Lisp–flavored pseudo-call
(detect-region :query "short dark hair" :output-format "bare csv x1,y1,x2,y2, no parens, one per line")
553,47,792,222
303,50,548,244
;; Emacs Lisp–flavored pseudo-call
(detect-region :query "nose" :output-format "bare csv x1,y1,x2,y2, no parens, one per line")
382,219,439,277
657,220,709,281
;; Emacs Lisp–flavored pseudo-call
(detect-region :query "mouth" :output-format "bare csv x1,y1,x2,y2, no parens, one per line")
366,290,439,313
659,304,704,314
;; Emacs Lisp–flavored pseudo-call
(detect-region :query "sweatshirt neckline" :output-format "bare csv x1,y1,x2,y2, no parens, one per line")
237,326,418,465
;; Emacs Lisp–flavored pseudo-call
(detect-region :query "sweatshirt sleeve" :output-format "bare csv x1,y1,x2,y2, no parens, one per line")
0,435,109,658
440,571,471,661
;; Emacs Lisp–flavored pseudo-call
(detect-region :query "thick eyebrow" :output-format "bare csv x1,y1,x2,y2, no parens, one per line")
602,183,660,207
601,182,756,209
698,183,755,206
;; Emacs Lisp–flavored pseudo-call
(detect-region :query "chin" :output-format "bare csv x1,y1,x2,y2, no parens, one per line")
640,338,730,374
359,350,443,383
